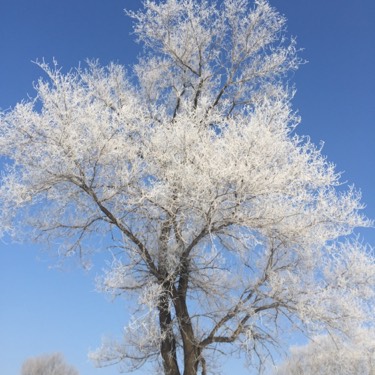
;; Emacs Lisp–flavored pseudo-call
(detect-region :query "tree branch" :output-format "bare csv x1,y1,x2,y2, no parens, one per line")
73,177,160,279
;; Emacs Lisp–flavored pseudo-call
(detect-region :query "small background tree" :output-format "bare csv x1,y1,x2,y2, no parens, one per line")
20,353,79,375
275,328,375,375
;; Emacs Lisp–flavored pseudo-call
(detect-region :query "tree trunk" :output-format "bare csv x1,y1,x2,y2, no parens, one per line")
182,345,200,375
158,293,181,375
172,270,200,375
177,300,199,375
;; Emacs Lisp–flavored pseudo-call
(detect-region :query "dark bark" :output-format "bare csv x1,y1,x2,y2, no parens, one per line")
174,295,200,375
158,221,210,375
172,257,200,375
158,293,181,375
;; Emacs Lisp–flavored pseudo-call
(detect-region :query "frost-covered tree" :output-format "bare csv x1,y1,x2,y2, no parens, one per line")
275,328,375,375
1,1,374,375
21,353,79,375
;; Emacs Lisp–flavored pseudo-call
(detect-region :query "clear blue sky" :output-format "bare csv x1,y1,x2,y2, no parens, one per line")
0,0,374,374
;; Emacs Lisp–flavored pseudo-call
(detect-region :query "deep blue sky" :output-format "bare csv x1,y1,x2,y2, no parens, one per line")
0,1,374,374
